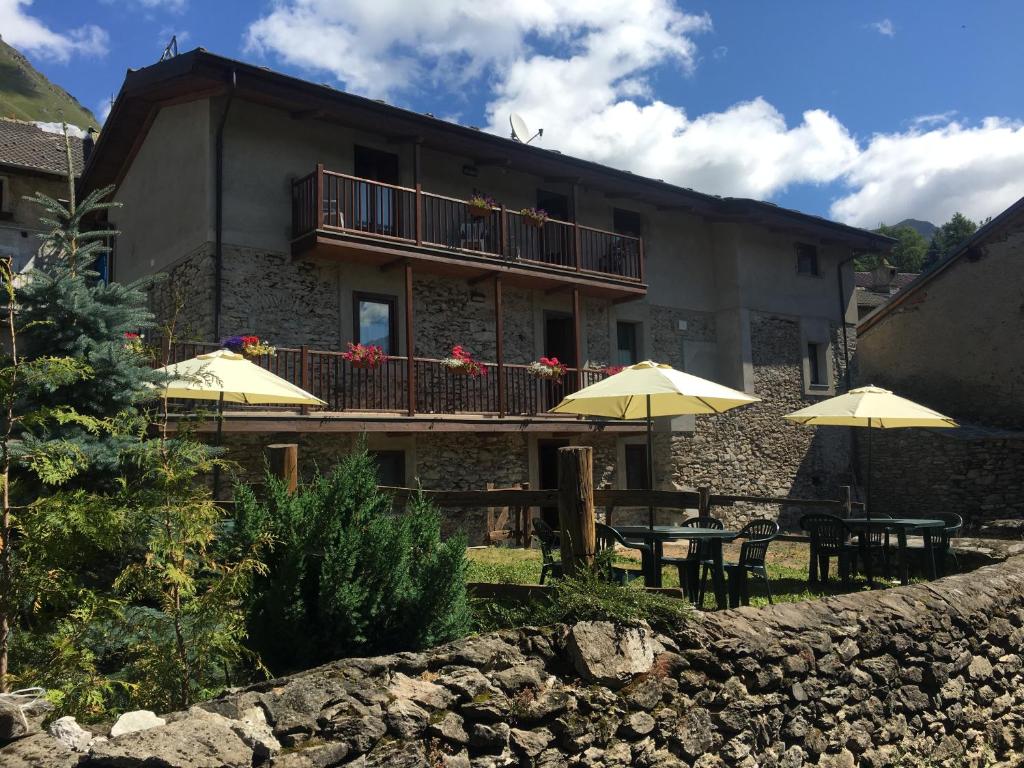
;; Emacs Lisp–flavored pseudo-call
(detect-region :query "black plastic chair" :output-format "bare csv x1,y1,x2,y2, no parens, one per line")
800,513,856,588
855,513,891,579
716,519,780,607
532,518,563,584
659,516,723,603
909,512,963,575
595,523,653,585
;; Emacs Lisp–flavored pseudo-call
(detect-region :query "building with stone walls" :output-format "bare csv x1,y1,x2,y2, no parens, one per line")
857,196,1024,529
80,49,892,540
0,119,88,274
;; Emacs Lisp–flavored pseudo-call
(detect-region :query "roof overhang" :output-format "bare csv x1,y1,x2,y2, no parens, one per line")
82,48,895,251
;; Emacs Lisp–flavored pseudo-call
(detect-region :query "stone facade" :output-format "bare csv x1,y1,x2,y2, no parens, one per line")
858,429,1024,530
159,244,857,538
11,555,1024,767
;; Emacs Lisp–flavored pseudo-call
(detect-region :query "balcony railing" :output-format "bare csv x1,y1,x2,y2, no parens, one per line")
291,167,644,283
159,341,610,418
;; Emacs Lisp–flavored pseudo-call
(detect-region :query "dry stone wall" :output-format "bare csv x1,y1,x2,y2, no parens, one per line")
858,429,1024,530
11,556,1024,767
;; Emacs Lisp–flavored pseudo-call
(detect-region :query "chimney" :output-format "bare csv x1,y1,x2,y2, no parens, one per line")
869,258,898,292
83,127,97,164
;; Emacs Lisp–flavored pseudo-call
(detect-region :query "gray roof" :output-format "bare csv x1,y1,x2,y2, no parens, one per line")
854,271,919,289
0,118,84,176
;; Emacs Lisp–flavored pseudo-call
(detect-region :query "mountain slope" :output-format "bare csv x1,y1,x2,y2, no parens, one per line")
892,218,937,239
0,37,96,129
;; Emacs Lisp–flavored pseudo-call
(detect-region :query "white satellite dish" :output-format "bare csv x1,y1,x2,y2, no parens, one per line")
510,113,542,144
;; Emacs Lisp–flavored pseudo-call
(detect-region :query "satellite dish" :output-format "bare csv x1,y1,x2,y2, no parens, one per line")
510,113,543,144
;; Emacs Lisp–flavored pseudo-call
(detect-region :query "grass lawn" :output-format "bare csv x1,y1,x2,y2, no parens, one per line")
466,539,970,609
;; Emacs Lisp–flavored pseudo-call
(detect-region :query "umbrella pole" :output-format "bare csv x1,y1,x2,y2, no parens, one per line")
646,394,654,529
866,417,872,521
212,392,224,500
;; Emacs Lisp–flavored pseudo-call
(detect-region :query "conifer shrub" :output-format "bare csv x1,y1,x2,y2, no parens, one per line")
233,445,470,674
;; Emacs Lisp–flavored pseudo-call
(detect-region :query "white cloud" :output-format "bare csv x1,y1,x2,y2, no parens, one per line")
99,0,187,12
872,18,895,37
0,0,108,62
830,119,1024,227
712,45,728,60
246,1,1024,229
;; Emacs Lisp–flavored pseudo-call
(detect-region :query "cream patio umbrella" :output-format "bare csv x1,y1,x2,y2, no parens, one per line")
783,385,957,517
153,348,326,493
550,360,761,527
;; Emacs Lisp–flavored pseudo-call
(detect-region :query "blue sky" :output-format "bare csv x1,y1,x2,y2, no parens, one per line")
7,0,1024,227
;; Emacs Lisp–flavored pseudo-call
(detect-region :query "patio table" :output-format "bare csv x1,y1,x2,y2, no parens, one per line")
844,518,946,585
612,525,740,609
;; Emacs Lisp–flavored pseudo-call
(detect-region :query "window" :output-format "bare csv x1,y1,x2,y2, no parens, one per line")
624,444,649,490
807,342,827,388
613,208,643,238
796,243,819,276
370,450,406,487
616,321,640,365
536,189,569,221
0,177,5,210
354,293,397,353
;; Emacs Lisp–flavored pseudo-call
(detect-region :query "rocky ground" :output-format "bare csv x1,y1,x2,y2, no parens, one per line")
3,554,1024,768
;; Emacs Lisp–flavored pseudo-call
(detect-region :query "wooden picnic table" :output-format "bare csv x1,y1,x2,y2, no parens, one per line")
844,517,946,585
613,525,740,609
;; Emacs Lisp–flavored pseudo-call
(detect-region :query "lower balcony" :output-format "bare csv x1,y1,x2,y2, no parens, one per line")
291,167,646,299
161,341,631,432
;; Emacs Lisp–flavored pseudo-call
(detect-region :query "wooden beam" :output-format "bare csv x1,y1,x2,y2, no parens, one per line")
557,446,595,574
405,264,416,417
495,275,505,417
474,157,511,167
290,108,326,120
468,271,496,286
266,443,298,493
168,415,647,434
380,256,411,272
572,287,582,389
386,134,424,145
544,175,583,184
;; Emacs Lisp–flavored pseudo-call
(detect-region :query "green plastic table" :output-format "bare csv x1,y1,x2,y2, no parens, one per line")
843,518,946,585
612,525,740,609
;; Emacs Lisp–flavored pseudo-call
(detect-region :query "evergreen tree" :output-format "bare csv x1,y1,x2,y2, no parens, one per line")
923,212,979,270
16,186,156,488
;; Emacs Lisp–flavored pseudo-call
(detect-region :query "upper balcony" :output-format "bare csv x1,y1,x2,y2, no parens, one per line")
291,166,646,299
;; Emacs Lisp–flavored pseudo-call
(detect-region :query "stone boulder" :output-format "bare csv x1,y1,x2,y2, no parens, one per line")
0,697,30,743
89,711,254,767
109,709,166,737
563,621,664,688
48,716,93,752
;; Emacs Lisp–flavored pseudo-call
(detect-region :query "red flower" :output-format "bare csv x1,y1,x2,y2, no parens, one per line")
124,332,140,339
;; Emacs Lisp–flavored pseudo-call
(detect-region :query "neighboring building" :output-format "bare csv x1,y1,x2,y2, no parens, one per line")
81,50,892,536
0,118,88,273
857,196,1024,528
854,260,918,319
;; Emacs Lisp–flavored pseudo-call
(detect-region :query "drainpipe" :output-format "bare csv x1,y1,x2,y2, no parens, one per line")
836,250,860,392
214,69,238,341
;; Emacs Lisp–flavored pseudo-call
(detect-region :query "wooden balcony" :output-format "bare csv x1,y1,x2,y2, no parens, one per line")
163,341,612,423
291,166,646,298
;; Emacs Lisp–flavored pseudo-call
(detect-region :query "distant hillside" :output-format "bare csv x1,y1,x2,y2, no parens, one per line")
0,37,95,129
892,218,937,239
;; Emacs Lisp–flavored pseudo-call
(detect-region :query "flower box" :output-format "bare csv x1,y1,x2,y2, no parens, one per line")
467,194,496,220
440,345,488,378
528,356,568,381
342,342,388,369
520,207,549,228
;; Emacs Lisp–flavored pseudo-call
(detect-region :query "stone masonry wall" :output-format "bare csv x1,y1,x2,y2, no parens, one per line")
858,429,1024,530
16,556,1024,767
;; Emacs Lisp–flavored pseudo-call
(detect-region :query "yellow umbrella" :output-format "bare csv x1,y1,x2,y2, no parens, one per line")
550,361,760,526
153,349,326,406
153,349,325,496
783,385,956,517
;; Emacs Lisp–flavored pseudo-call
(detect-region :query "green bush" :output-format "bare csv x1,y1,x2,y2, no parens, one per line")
233,446,470,674
472,552,689,635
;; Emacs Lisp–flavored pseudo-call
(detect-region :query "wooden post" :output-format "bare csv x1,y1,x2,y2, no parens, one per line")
267,443,298,493
573,223,581,271
698,486,711,517
495,275,505,417
557,446,595,574
499,205,508,259
300,345,310,415
637,237,645,283
405,264,416,416
415,183,423,245
840,485,852,518
315,163,324,230
571,287,583,391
